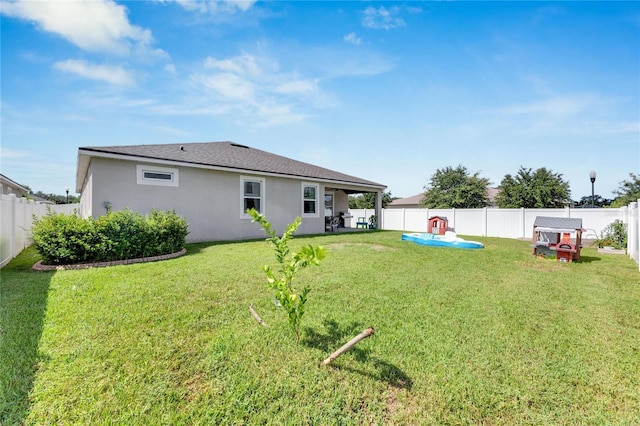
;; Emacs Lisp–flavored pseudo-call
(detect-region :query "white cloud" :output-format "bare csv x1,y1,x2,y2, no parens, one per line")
204,53,261,75
165,63,177,74
2,0,164,58
226,0,257,12
54,59,135,86
274,79,318,96
362,6,405,30
191,72,256,100
183,52,325,126
344,32,362,45
0,146,30,159
497,95,604,118
168,0,256,14
255,102,307,127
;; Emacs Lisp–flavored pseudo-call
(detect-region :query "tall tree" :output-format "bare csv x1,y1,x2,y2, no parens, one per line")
348,191,395,209
610,173,640,207
421,165,490,208
496,167,570,208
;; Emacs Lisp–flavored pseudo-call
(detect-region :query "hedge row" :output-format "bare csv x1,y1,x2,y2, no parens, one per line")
32,209,189,265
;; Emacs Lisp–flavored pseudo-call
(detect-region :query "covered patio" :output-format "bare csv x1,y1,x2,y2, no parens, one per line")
322,187,384,233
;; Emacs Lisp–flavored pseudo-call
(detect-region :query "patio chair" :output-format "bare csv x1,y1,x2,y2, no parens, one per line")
326,216,340,232
356,217,368,229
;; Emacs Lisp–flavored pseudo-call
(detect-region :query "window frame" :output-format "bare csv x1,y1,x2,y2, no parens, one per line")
301,182,319,218
240,176,265,218
136,164,179,187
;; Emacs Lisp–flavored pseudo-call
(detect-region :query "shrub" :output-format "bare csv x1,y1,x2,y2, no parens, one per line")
95,209,149,260
32,210,104,265
32,209,188,265
596,219,627,250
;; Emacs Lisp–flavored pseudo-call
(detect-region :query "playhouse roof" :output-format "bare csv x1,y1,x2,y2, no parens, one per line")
533,216,583,231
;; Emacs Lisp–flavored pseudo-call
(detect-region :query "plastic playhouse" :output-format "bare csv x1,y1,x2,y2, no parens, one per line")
531,216,584,262
427,216,448,235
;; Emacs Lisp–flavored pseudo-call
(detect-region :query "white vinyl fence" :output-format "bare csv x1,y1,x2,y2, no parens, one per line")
0,194,78,268
351,202,640,270
2,194,638,270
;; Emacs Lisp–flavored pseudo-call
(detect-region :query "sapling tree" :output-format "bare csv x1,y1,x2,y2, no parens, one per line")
248,208,327,343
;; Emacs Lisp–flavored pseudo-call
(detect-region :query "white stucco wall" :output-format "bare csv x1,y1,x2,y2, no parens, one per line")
82,158,331,242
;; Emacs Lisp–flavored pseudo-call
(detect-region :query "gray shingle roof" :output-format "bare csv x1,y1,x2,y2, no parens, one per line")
78,141,385,188
533,216,583,230
388,193,425,206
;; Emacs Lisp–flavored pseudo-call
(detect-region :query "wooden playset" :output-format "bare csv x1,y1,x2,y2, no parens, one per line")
531,216,584,262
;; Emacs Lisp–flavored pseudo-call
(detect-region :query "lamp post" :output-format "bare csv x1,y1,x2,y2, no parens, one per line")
65,187,69,204
589,171,596,208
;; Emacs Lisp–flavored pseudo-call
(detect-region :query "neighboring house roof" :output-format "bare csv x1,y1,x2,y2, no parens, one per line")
533,216,583,230
486,187,499,203
388,187,500,207
0,173,29,194
76,142,385,193
27,194,55,204
388,193,425,207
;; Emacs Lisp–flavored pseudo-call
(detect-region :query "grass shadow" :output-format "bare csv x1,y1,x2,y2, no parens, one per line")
302,318,365,352
576,255,602,263
0,248,53,425
303,318,413,391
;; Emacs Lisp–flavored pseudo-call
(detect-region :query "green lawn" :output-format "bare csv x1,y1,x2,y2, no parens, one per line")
1,231,639,425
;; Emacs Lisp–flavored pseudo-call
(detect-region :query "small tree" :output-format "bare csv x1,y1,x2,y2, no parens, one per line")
596,220,627,250
422,165,490,208
248,209,326,343
496,166,570,208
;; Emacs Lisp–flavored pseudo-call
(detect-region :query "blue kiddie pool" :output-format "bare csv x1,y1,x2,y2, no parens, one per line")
402,231,484,249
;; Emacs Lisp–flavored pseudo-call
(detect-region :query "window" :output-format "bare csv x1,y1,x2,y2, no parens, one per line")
241,176,264,217
137,165,178,187
302,183,319,217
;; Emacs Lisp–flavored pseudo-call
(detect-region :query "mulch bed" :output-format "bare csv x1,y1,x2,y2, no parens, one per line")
32,248,187,271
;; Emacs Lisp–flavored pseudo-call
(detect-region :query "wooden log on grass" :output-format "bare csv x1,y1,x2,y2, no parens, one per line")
320,326,375,366
249,304,266,326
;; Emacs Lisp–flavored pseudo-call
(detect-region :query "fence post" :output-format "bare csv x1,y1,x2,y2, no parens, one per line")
630,200,640,270
482,207,488,237
451,208,456,231
9,194,17,261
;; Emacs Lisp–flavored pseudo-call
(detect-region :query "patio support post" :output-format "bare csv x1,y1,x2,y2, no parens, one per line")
375,191,383,230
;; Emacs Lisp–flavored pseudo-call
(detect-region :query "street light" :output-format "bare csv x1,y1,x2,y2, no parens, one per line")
589,170,596,208
65,187,69,204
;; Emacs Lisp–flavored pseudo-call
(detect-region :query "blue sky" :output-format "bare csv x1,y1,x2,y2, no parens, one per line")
1,1,638,200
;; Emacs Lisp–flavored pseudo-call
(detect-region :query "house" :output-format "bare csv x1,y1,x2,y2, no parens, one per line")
387,187,500,208
386,193,425,209
0,174,29,196
75,142,386,242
